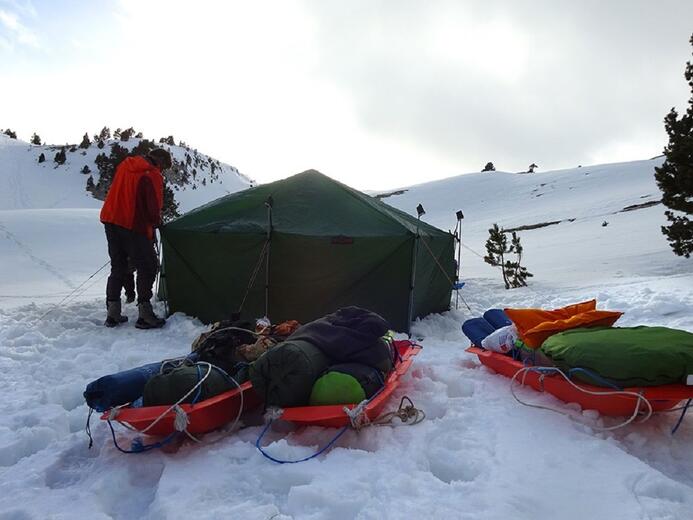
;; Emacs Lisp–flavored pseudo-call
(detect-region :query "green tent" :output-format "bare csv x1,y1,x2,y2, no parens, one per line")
159,170,454,332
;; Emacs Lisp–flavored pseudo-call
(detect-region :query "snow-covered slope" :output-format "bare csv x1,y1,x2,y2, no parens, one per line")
0,155,692,519
380,158,690,286
0,133,253,213
0,132,254,307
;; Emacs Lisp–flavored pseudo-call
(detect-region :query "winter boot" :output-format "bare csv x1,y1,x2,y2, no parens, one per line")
136,301,166,329
105,300,128,327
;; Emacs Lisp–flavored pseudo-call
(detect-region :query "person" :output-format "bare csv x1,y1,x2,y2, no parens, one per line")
100,148,172,328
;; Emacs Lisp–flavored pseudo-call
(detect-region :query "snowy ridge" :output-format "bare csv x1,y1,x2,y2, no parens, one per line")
381,158,690,286
0,133,253,214
0,153,692,519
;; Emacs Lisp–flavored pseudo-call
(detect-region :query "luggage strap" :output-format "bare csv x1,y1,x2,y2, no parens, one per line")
96,362,243,454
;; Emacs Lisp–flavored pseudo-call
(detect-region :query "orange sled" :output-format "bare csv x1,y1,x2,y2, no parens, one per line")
103,340,419,436
280,340,421,428
467,346,693,416
102,381,263,437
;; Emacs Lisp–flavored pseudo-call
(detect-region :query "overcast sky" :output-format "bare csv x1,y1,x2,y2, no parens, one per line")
1,0,692,189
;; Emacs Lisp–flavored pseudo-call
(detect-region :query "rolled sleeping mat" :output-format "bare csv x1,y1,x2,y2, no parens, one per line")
483,309,513,330
142,364,234,406
309,363,385,406
249,340,330,407
462,317,495,347
83,361,162,412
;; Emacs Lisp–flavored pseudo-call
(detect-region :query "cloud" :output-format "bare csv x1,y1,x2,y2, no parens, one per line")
0,8,39,49
0,0,37,18
304,0,693,173
1,1,691,190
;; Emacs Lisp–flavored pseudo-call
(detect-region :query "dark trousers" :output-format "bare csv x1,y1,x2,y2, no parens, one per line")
104,223,158,304
123,260,136,298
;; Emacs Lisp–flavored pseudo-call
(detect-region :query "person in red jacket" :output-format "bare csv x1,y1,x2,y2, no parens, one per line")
100,148,172,328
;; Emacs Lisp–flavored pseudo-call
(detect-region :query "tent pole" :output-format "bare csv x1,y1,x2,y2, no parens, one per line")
454,210,464,310
264,196,273,320
407,204,426,334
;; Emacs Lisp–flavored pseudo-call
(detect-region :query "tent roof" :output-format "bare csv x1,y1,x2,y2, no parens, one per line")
167,170,449,237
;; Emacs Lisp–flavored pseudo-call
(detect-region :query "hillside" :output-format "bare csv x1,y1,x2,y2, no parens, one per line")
0,131,254,307
379,159,690,288
0,133,254,214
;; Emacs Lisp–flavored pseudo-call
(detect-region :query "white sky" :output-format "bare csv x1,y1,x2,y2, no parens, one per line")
1,0,692,190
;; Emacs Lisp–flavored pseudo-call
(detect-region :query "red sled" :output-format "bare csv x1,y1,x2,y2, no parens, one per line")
103,340,419,436
280,340,421,428
467,346,693,416
102,381,263,437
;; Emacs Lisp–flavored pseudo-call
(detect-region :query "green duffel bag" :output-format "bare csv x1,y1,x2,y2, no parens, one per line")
249,339,329,407
142,363,234,406
540,326,693,387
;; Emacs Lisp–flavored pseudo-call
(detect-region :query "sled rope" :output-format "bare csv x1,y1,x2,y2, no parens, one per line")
133,361,214,436
256,395,426,464
256,346,424,464
349,395,426,429
255,419,350,465
509,366,653,431
671,398,692,434
106,362,244,453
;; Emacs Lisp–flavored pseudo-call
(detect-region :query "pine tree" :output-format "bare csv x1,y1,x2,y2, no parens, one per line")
162,184,180,222
654,33,693,258
81,165,91,175
484,224,510,289
86,175,95,193
38,152,45,163
528,163,538,173
54,148,66,165
484,223,533,289
482,162,496,172
79,132,91,149
3,128,17,139
99,127,111,140
505,232,533,287
114,128,121,140
31,133,42,145
120,127,135,141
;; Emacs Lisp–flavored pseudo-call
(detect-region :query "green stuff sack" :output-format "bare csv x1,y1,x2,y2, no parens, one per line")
142,364,233,406
540,326,693,387
310,372,366,406
249,340,329,407
309,363,384,405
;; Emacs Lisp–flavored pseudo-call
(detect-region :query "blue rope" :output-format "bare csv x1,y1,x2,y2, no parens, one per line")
254,342,418,464
104,361,216,454
255,361,393,464
255,419,350,464
106,419,177,453
567,367,622,390
671,399,692,435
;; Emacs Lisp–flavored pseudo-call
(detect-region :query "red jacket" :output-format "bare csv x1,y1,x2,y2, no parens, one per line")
100,156,164,239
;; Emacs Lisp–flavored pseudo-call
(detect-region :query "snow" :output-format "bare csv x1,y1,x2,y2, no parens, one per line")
0,133,253,214
0,154,692,519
